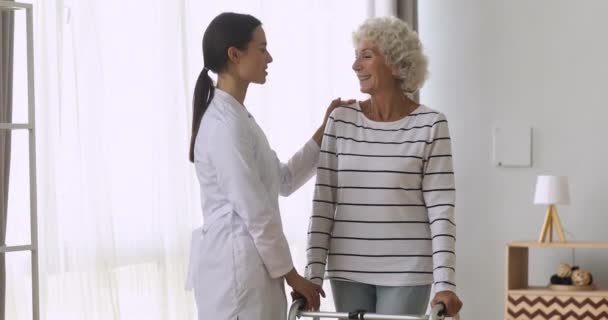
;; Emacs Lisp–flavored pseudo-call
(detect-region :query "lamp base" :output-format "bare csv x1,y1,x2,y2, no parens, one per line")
538,204,567,243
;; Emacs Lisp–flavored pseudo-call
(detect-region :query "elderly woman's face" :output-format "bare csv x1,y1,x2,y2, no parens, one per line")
352,39,396,95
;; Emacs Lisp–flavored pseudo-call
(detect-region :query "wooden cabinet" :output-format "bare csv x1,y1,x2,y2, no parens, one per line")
506,241,608,320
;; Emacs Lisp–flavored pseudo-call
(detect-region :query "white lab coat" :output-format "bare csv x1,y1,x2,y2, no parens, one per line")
186,88,320,320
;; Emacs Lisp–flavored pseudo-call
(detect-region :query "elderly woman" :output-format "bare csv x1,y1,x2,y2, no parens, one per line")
305,17,462,317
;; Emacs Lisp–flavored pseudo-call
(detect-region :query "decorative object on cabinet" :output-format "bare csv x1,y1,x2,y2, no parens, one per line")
549,263,595,291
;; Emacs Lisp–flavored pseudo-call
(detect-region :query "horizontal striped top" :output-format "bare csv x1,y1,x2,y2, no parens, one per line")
305,102,456,292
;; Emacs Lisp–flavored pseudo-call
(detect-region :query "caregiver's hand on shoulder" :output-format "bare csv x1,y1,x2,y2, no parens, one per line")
322,97,356,126
313,97,356,146
285,269,325,311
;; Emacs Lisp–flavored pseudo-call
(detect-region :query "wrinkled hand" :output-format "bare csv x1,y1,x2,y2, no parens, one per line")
322,97,356,125
286,275,325,311
290,290,304,301
431,290,462,317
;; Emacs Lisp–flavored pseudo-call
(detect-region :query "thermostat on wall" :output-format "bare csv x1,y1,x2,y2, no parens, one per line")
493,126,532,167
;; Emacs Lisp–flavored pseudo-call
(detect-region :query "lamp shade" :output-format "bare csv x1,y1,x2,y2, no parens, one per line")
534,175,570,205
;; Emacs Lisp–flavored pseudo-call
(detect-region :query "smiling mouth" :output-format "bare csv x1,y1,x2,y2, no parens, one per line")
357,75,371,81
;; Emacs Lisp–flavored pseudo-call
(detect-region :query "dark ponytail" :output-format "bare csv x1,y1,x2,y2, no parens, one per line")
189,68,214,162
189,12,262,162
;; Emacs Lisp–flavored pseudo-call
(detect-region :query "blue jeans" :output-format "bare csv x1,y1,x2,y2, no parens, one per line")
330,280,431,315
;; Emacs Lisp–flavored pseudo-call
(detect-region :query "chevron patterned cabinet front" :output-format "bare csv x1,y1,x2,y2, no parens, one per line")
505,241,608,320
507,293,608,320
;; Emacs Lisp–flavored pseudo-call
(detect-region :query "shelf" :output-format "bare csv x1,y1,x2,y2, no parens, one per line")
0,1,30,10
0,123,31,130
509,287,608,297
507,240,608,249
0,245,35,253
506,240,608,319
0,3,40,320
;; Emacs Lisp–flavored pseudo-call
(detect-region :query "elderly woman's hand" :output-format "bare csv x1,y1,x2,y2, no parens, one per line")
431,290,462,317
285,271,325,311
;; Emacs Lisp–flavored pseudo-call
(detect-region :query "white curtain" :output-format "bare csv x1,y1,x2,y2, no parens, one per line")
5,0,368,319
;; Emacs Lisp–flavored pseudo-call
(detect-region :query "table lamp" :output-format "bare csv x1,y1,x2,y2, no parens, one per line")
534,175,570,243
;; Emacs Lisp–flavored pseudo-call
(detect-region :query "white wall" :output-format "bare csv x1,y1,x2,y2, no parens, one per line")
419,1,608,318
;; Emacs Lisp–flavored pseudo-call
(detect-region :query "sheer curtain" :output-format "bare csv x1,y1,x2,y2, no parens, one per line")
5,0,368,319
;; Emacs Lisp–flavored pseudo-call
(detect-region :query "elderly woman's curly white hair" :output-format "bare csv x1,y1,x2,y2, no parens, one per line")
353,16,428,96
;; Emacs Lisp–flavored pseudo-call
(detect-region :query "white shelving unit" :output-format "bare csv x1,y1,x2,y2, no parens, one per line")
0,1,39,319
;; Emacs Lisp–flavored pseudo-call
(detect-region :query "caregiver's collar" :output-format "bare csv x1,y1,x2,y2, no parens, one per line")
214,87,252,118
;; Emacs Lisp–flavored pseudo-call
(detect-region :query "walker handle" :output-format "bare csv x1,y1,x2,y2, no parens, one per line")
287,299,306,320
430,302,447,320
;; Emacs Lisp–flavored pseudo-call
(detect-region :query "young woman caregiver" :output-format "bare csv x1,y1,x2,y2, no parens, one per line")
185,12,352,320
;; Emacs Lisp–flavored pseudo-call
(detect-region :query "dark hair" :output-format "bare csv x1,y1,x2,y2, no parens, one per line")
189,12,262,162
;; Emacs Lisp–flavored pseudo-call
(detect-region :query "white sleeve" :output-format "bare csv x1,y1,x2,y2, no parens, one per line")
422,113,457,293
305,117,338,286
209,119,293,278
279,138,320,197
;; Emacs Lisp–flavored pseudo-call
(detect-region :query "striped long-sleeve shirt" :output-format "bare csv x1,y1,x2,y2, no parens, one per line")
305,102,456,293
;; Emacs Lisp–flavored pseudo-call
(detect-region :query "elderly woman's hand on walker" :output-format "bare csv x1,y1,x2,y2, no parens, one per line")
285,269,325,311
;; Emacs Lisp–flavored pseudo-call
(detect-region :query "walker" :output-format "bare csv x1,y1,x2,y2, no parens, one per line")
287,299,446,320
